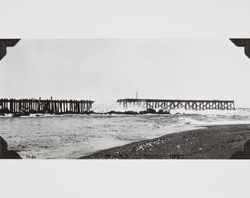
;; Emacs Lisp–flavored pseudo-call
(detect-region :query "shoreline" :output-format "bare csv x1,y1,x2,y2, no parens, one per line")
80,124,250,159
0,108,170,118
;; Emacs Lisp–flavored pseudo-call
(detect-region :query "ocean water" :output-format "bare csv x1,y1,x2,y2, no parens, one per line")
1,108,250,159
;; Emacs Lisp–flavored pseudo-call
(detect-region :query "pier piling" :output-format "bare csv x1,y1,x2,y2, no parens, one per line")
117,98,235,111
0,98,94,114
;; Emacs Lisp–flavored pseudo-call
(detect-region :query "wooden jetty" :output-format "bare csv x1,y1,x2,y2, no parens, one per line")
117,99,235,111
0,98,94,114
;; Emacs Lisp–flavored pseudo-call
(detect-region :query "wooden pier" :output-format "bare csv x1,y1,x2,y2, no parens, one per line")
117,99,235,111
0,98,94,114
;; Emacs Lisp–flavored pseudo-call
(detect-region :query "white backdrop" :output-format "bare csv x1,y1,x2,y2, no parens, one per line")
1,1,250,198
1,0,250,38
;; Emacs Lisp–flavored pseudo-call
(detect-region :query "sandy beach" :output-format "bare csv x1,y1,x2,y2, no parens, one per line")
81,124,250,159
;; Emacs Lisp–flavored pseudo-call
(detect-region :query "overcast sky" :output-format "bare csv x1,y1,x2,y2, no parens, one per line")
0,39,250,108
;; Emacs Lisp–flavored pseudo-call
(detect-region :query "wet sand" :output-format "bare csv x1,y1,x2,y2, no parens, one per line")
81,124,250,159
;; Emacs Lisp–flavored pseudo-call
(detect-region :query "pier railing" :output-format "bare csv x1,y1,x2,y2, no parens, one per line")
117,99,235,111
0,98,94,114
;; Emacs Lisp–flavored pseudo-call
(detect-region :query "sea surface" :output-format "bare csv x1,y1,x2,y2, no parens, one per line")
1,108,250,159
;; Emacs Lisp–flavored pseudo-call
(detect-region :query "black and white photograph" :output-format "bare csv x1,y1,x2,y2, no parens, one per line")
1,38,250,159
1,1,250,198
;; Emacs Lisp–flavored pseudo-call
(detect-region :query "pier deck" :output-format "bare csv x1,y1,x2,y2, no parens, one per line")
0,98,94,114
117,98,235,111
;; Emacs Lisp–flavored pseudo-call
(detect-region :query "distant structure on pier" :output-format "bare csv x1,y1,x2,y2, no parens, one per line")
0,98,94,114
117,98,235,111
